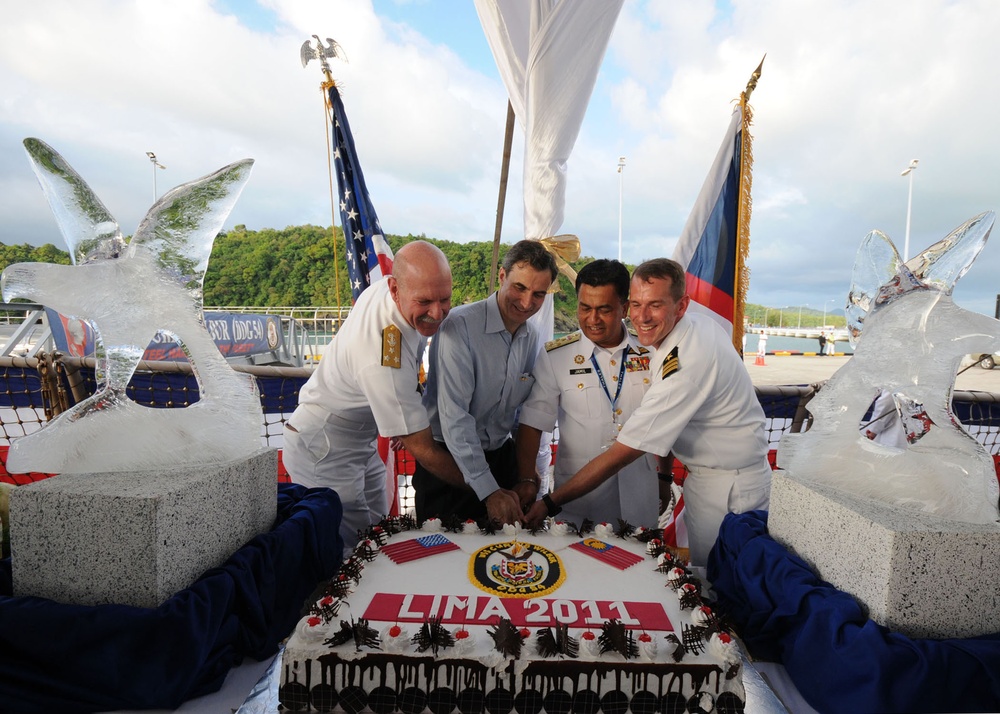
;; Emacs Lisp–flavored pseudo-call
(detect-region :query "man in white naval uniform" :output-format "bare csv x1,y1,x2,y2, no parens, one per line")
526,258,771,567
282,241,466,555
515,259,659,527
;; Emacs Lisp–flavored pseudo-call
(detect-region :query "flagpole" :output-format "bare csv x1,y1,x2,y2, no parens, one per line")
489,101,516,294
732,55,764,354
301,36,346,313
322,84,343,311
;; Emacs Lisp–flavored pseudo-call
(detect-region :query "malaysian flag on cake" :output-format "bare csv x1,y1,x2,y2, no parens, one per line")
570,538,644,570
381,534,460,564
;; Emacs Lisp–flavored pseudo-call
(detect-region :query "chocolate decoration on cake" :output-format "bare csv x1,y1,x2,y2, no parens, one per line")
411,616,454,655
535,622,579,659
488,617,524,658
325,618,379,651
665,633,685,662
614,518,635,539
598,619,639,659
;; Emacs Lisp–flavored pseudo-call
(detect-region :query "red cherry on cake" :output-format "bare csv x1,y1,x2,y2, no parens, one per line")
320,596,334,606
638,633,652,643
581,631,596,641
519,627,531,638
455,629,470,640
718,632,732,644
307,616,322,627
388,625,402,637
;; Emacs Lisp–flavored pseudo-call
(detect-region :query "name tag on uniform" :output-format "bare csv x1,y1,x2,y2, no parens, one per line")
626,356,650,372
570,367,592,375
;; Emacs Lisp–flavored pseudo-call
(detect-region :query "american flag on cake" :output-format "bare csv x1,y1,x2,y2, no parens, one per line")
380,534,459,564
569,538,644,570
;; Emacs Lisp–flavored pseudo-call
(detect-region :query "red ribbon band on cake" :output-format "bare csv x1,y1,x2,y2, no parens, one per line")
363,593,673,631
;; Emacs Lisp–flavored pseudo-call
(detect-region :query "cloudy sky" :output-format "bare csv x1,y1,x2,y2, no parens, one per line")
2,0,1000,316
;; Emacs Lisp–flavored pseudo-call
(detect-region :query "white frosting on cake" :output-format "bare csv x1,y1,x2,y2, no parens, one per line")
637,632,658,661
579,630,601,657
452,627,475,655
501,522,522,537
593,522,615,539
709,630,741,665
293,615,331,644
693,605,714,626
667,566,688,587
420,517,443,532
548,519,573,537
461,519,479,535
380,624,409,653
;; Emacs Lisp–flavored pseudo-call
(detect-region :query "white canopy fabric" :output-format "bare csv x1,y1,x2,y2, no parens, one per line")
475,0,624,337
475,0,623,242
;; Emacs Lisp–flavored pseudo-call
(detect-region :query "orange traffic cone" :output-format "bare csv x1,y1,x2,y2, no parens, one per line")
754,352,766,366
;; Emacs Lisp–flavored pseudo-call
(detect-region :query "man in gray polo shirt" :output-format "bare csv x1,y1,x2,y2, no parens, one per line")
414,239,558,524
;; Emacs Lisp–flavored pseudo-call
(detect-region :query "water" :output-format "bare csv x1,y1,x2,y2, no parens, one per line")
744,334,853,355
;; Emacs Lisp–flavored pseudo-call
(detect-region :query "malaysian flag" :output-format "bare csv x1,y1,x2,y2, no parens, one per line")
671,59,762,353
569,538,644,571
381,534,460,564
327,84,394,300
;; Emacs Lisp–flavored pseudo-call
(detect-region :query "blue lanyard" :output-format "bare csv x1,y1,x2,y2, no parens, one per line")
589,347,629,413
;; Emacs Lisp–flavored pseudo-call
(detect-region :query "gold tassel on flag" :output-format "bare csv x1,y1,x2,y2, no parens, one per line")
731,55,764,354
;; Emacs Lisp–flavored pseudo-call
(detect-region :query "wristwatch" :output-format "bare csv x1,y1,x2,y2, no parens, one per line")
542,493,562,517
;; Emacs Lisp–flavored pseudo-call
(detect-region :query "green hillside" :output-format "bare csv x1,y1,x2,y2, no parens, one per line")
0,227,845,331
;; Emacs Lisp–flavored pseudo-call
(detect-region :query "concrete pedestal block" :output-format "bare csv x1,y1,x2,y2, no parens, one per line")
768,470,1000,640
9,448,277,608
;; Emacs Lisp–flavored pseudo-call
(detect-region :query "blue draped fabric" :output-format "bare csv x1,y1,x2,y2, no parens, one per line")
0,483,343,713
709,510,1000,714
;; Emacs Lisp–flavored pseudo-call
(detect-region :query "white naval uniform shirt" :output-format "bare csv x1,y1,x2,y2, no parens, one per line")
616,311,771,565
283,278,429,552
518,326,659,527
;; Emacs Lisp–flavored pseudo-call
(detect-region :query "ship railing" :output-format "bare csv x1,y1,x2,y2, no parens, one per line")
3,353,1000,518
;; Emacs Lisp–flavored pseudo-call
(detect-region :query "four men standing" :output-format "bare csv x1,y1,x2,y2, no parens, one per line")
283,239,771,567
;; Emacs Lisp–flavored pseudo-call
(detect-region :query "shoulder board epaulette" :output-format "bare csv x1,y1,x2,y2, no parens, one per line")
545,331,582,352
381,324,402,368
660,345,680,380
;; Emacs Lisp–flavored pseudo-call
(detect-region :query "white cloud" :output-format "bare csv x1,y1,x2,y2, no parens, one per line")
2,0,1000,316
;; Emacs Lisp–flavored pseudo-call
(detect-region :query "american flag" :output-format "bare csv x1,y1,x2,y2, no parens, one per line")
327,84,394,300
381,534,460,564
569,538,644,570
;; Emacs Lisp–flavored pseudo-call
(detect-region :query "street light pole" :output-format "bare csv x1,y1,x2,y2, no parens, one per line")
617,156,626,262
146,151,166,203
763,308,770,329
823,298,836,328
797,304,808,328
901,159,919,262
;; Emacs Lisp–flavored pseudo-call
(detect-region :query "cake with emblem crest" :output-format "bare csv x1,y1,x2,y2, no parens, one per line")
278,515,745,713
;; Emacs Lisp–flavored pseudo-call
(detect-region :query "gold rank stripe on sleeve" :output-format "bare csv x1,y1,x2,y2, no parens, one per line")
381,324,402,369
545,331,581,352
660,346,680,380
